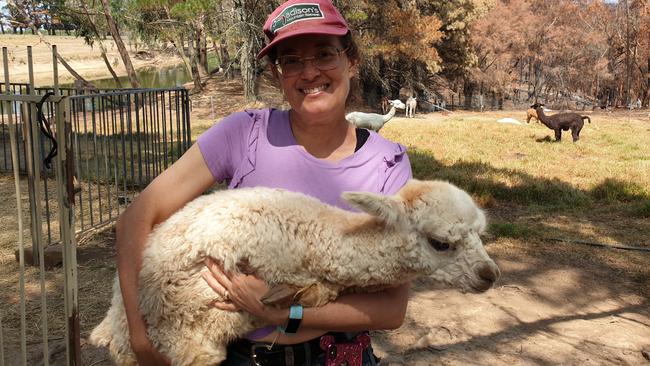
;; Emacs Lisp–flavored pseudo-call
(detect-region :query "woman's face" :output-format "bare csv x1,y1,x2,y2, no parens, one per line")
273,35,357,119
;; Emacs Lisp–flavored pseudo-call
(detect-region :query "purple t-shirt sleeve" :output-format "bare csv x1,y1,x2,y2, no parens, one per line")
382,146,413,195
196,112,254,183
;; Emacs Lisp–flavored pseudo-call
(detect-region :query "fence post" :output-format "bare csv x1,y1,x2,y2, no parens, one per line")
2,46,28,366
26,46,46,266
52,45,81,366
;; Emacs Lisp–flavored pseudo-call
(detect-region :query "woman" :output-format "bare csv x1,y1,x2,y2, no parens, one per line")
116,0,412,365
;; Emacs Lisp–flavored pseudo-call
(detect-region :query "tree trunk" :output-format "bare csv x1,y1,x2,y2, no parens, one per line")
624,0,632,105
101,0,140,88
188,31,202,92
221,37,233,79
162,7,193,77
646,46,650,107
193,17,209,78
216,1,233,79
80,1,123,88
195,18,209,75
240,30,258,101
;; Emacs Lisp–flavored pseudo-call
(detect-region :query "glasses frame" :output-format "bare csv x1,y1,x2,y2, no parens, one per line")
274,46,350,77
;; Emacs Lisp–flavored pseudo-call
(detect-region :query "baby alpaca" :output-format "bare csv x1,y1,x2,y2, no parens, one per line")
90,180,500,365
532,103,591,142
526,108,538,123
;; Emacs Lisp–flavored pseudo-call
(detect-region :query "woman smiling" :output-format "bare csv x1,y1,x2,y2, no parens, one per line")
115,0,412,365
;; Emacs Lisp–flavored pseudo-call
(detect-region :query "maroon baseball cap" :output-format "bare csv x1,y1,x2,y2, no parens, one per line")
257,0,350,59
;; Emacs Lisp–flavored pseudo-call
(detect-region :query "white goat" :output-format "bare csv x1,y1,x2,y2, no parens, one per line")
345,99,406,131
90,180,500,366
406,96,417,118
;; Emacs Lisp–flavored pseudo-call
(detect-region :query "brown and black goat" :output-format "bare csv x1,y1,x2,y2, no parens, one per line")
531,103,591,142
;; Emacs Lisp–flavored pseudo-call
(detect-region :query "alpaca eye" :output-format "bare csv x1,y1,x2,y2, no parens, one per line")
429,238,450,251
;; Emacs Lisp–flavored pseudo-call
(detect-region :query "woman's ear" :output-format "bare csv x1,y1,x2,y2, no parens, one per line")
348,58,359,78
270,63,280,80
270,64,284,94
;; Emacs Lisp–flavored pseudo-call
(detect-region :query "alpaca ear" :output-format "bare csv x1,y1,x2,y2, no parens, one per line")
342,191,403,225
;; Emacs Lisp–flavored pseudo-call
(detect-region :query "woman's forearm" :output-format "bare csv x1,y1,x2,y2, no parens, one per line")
299,283,410,332
116,206,155,347
251,283,410,345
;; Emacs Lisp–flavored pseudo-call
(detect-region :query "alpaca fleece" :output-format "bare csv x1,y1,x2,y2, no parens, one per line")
90,179,499,365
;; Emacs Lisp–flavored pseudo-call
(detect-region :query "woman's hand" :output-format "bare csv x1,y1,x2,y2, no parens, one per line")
131,333,171,366
202,258,288,326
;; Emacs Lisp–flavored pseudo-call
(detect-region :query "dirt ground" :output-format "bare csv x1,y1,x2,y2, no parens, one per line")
0,34,182,86
4,223,648,365
1,72,649,364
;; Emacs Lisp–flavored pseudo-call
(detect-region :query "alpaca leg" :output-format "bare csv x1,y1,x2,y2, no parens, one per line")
554,129,562,141
572,124,583,142
151,321,230,366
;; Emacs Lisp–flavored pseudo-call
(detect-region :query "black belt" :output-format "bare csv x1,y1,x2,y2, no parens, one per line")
228,332,356,366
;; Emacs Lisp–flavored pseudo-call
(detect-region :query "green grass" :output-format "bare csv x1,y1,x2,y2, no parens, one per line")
634,201,650,218
489,222,533,239
381,111,650,250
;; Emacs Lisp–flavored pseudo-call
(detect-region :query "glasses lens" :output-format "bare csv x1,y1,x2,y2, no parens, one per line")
313,47,340,71
278,55,303,76
276,47,345,76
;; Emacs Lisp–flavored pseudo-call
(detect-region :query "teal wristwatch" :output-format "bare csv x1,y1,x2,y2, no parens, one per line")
278,304,303,334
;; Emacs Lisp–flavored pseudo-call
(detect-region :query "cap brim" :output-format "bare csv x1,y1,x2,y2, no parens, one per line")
256,27,349,59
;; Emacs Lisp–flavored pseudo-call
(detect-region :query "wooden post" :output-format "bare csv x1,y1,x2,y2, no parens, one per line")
26,46,46,267
52,45,81,366
28,47,51,366
3,46,28,366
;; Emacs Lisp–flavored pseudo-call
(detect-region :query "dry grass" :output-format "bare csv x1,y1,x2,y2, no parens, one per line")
381,109,650,295
0,34,182,86
1,73,649,362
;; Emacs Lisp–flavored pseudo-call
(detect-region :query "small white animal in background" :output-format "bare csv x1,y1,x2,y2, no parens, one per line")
406,96,417,118
345,99,406,131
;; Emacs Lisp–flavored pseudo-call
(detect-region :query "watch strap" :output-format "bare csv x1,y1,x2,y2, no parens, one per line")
278,304,303,334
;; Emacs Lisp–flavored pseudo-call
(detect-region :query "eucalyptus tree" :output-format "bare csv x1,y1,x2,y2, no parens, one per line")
126,0,225,91
55,0,125,87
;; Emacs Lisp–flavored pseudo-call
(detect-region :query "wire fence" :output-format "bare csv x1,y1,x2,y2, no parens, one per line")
1,84,191,245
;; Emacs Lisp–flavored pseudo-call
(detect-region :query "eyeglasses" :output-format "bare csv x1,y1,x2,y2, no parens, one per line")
275,46,349,77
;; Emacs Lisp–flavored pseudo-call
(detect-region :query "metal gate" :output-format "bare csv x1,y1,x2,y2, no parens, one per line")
1,45,191,365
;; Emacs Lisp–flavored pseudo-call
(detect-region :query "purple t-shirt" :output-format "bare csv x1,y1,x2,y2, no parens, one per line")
197,108,412,339
197,108,412,210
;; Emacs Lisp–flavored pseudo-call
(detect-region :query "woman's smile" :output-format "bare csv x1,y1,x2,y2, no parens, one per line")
300,83,331,95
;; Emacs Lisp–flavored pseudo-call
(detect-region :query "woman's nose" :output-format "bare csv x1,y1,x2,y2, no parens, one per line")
299,59,322,79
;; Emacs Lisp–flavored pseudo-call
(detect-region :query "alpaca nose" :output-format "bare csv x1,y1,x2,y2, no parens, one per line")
477,262,500,283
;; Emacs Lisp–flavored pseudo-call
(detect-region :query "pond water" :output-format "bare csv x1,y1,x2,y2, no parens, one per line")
61,63,193,90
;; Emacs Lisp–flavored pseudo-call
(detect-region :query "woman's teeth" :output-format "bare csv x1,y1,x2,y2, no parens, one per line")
301,84,328,94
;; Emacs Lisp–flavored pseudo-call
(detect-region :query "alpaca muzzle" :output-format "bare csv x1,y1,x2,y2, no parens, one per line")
470,261,500,292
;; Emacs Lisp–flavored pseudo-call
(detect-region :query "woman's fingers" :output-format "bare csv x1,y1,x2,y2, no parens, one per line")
212,300,239,312
201,270,228,300
204,258,232,290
